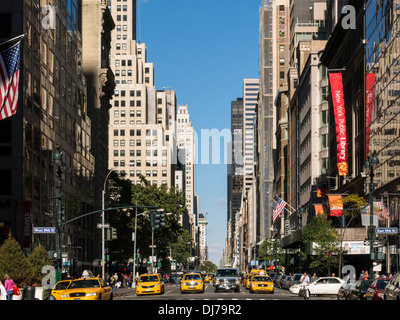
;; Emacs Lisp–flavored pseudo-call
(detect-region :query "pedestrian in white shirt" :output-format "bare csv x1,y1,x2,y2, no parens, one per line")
300,272,310,285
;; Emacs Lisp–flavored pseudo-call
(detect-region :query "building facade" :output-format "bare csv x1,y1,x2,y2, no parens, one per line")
108,0,176,188
0,0,103,274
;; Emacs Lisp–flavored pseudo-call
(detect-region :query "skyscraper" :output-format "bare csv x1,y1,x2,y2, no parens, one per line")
0,0,97,273
108,0,176,187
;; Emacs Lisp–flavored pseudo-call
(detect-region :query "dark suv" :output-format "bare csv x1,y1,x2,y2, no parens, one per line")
214,268,240,292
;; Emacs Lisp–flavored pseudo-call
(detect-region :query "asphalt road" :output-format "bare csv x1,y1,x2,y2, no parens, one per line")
117,282,338,301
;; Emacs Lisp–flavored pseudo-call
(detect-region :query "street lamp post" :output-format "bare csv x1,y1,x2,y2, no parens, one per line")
102,165,134,279
53,147,65,273
101,168,117,280
365,151,379,277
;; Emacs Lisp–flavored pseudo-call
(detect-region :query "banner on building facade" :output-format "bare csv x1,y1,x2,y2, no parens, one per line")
314,204,325,216
329,73,348,176
365,73,376,156
328,194,343,217
23,201,31,249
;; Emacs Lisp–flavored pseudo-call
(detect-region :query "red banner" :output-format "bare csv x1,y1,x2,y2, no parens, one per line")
328,195,343,217
329,73,348,176
314,204,325,216
366,73,376,157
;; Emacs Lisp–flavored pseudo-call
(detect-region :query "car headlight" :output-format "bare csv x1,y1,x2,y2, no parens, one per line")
235,280,241,285
61,294,69,298
154,283,159,287
215,280,220,284
86,292,97,297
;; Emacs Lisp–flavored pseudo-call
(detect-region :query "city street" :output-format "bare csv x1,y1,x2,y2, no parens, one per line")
116,283,337,301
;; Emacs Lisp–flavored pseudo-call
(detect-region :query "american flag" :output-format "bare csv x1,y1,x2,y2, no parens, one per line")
377,201,389,220
273,197,287,223
0,40,21,120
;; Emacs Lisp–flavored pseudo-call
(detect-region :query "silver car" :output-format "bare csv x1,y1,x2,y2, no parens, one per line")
214,268,240,292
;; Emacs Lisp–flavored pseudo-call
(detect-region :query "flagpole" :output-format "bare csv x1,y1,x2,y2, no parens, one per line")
0,34,25,53
274,196,296,215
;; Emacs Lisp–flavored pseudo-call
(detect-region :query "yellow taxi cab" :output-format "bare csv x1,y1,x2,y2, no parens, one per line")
249,274,274,294
59,277,113,300
180,272,205,294
243,274,250,288
203,273,210,283
246,269,265,290
49,280,71,300
136,273,164,296
250,269,265,275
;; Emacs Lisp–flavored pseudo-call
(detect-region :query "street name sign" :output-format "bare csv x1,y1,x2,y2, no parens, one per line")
375,228,398,234
33,227,56,234
97,223,110,229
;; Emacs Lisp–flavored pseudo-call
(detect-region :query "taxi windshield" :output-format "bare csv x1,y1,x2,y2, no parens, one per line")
69,280,100,289
253,276,271,282
139,275,159,282
53,281,70,290
184,274,201,280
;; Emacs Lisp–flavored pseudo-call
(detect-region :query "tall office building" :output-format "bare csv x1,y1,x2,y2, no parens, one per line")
243,79,259,192
227,98,244,221
198,213,208,265
227,97,244,263
108,0,176,187
258,0,289,240
176,105,196,231
82,1,116,263
287,0,328,212
0,0,99,273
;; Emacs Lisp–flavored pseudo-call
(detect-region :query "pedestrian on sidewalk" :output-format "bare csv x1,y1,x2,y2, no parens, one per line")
111,274,121,297
4,274,15,300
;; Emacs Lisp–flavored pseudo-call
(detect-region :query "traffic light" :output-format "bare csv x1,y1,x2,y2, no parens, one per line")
150,212,166,229
154,213,161,229
111,227,117,240
60,204,65,222
159,213,166,228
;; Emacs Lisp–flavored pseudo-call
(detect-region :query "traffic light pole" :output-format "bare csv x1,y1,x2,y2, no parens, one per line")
56,165,63,273
152,226,155,273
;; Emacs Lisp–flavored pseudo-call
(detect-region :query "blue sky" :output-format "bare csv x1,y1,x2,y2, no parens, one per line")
139,0,260,266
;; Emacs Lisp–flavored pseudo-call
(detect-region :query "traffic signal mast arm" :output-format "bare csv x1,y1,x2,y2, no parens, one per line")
61,205,158,226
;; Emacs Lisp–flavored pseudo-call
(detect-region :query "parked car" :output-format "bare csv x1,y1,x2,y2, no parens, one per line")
288,273,303,288
348,279,373,300
273,274,283,287
278,275,287,288
298,277,345,298
366,277,390,300
337,282,354,300
384,273,400,300
282,276,293,290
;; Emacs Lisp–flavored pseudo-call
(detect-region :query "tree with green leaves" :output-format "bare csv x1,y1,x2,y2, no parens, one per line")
302,215,340,275
28,244,52,284
200,261,218,274
169,229,193,266
107,173,187,271
328,194,367,275
0,233,35,287
258,238,285,268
